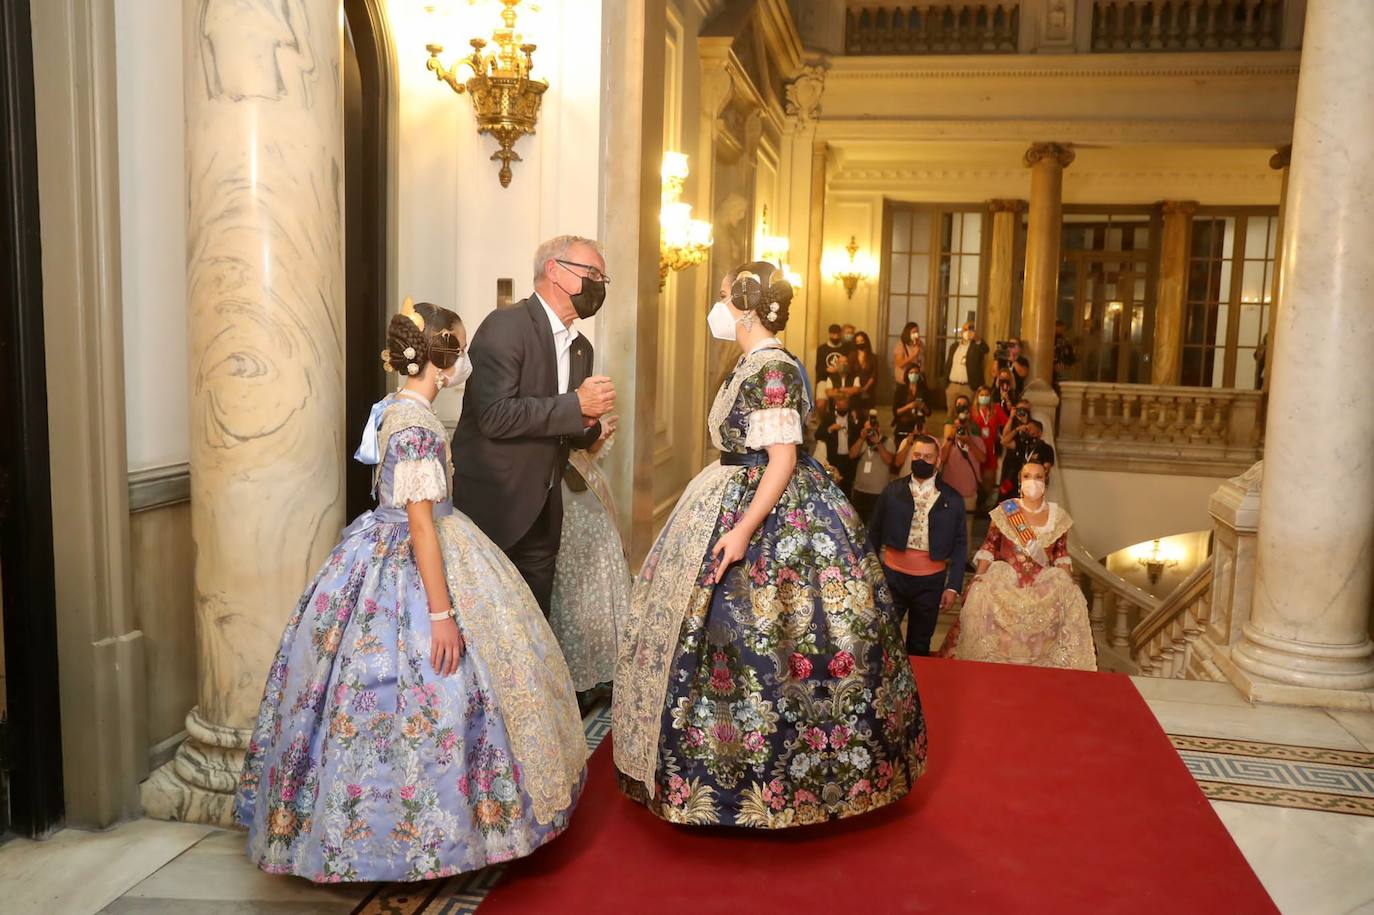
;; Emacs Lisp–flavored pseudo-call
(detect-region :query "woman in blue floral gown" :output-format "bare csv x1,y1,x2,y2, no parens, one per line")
236,301,586,882
613,264,926,828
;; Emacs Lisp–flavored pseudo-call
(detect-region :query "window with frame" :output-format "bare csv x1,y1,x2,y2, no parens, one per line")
1182,212,1277,389
884,204,984,386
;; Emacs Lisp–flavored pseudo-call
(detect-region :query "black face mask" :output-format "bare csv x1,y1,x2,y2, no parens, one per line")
911,459,936,480
569,276,606,319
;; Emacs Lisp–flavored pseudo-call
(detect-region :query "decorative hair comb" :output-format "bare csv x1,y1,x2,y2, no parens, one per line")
400,296,425,332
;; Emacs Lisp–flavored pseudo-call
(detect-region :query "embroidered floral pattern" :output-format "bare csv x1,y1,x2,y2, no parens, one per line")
614,348,926,828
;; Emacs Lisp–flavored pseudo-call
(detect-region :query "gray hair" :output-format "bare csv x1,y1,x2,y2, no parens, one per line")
532,235,604,283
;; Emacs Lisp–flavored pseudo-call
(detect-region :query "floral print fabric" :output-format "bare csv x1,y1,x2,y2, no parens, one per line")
616,349,927,828
236,403,584,882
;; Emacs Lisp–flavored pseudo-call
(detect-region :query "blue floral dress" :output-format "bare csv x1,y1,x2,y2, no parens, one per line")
236,395,586,882
613,345,926,828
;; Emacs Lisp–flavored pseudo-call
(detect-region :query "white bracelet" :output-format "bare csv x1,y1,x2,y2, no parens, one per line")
429,610,453,622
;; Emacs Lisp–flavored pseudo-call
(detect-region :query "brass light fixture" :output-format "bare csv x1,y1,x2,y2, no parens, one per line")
659,152,713,290
426,0,547,188
1134,537,1182,586
756,206,801,287
823,235,877,299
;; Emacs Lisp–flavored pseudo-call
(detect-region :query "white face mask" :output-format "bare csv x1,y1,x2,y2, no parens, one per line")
442,353,472,389
708,300,741,341
1021,479,1045,500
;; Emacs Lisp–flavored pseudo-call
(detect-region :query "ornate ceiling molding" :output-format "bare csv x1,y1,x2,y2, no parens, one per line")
815,118,1294,146
826,51,1301,83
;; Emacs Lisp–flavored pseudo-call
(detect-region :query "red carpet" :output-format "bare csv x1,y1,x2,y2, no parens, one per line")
479,659,1276,914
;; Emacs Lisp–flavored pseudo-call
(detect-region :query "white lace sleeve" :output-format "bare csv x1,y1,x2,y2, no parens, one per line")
745,407,803,449
974,549,994,565
391,459,448,505
1054,555,1074,570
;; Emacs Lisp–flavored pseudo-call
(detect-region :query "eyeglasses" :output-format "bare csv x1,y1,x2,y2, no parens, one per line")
556,259,611,285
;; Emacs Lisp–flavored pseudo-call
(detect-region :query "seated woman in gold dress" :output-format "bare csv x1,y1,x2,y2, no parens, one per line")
942,460,1097,671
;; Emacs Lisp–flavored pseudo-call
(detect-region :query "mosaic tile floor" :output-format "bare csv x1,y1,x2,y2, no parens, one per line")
1170,734,1374,817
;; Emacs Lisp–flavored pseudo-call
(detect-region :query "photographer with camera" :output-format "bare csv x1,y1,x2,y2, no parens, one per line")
971,384,1007,504
938,396,987,546
1053,320,1078,386
999,402,1055,499
992,336,1030,400
848,408,898,523
893,365,932,439
817,389,862,495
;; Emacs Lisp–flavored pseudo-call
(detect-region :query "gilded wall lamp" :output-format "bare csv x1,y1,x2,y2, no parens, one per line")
823,235,877,299
659,152,713,290
426,0,547,188
1134,538,1182,586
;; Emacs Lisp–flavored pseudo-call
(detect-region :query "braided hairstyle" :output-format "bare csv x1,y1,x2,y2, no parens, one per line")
728,260,794,333
381,301,463,378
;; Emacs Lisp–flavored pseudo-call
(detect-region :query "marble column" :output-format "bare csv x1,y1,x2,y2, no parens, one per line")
805,139,829,359
1232,0,1374,693
1262,145,1291,400
1020,142,1074,388
143,0,346,825
1151,200,1197,385
778,65,825,361
984,199,1025,349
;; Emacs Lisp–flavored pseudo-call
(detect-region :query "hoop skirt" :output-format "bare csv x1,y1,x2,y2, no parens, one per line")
614,347,926,828
236,396,586,882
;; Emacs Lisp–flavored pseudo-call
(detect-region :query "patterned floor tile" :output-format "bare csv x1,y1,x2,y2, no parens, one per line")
1170,734,1374,818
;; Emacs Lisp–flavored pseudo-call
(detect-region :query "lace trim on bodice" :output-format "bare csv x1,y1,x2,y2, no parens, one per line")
707,347,810,452
376,399,453,503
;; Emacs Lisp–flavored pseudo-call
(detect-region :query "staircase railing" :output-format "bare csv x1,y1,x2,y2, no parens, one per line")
1131,562,1214,677
1069,540,1156,674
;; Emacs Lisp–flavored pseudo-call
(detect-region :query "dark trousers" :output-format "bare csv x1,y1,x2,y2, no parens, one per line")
883,565,948,656
505,488,561,617
851,490,880,525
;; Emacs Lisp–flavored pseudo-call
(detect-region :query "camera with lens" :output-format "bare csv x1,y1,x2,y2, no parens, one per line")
864,409,881,443
994,340,1013,364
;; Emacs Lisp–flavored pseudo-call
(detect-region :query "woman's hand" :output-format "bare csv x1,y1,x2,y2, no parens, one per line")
430,616,465,676
590,413,618,453
710,526,752,583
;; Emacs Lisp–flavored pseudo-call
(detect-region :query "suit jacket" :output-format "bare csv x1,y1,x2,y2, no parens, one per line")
945,338,989,388
452,296,600,548
867,475,969,593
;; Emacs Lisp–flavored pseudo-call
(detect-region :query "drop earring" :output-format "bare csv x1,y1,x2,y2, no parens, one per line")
739,311,757,332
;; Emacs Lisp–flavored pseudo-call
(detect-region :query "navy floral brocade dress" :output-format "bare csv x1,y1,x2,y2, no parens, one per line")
613,345,927,828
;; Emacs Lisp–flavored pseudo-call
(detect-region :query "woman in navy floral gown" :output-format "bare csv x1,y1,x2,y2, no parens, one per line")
614,263,926,828
236,302,585,882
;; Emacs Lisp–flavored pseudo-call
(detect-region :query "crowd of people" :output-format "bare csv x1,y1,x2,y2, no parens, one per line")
231,236,1094,886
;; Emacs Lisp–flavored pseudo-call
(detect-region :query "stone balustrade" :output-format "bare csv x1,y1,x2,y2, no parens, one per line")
844,3,1021,55
1056,381,1262,476
1090,0,1285,53
1132,563,1213,676
1070,542,1153,673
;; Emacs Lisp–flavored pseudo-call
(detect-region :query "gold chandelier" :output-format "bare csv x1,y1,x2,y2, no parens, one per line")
426,0,547,188
659,152,713,290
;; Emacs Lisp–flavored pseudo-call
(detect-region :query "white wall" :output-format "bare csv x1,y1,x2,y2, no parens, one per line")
1059,467,1222,557
115,0,188,472
387,0,604,423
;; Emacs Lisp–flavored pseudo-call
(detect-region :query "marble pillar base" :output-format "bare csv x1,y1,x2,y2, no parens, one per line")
1213,644,1374,712
140,707,249,828
1231,624,1374,692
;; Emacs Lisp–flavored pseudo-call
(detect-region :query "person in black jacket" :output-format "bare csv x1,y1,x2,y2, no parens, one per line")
867,435,969,655
452,235,615,615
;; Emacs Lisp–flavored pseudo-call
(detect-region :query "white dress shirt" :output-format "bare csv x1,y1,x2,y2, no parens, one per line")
949,341,970,384
535,293,578,394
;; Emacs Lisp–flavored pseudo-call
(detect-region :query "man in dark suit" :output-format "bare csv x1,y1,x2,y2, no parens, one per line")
868,435,968,655
453,235,616,615
944,321,989,413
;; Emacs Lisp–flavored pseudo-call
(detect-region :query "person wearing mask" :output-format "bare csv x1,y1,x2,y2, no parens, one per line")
939,461,1096,670
940,397,987,546
970,384,1007,506
892,322,924,387
998,399,1033,498
816,323,847,379
848,408,898,523
841,323,858,354
867,435,968,656
993,370,1017,415
893,369,931,440
818,389,861,494
1000,410,1055,499
1004,337,1030,400
846,331,879,415
944,322,988,414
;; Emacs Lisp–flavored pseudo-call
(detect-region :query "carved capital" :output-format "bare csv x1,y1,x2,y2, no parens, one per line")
1160,200,1200,217
1023,142,1076,169
987,198,1027,214
701,62,735,121
1269,144,1291,170
783,63,827,128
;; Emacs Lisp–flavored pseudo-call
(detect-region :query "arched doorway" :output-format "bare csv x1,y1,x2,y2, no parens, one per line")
343,0,394,519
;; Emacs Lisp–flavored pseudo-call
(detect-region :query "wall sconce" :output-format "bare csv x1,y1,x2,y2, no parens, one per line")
1133,537,1182,586
823,235,877,299
426,0,547,188
660,152,713,291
